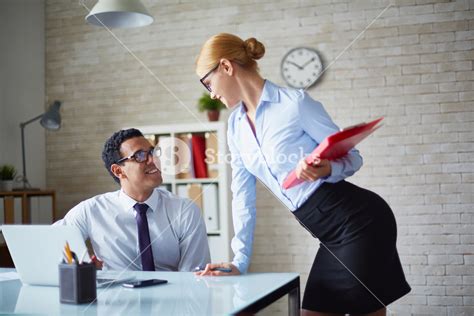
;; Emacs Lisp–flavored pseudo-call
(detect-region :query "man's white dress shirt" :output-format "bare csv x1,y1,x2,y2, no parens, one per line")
54,187,211,271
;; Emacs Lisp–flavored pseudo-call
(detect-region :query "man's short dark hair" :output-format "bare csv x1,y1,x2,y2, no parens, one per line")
102,128,144,184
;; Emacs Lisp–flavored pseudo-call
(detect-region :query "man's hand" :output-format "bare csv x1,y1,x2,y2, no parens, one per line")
295,158,331,181
91,255,103,270
194,263,241,276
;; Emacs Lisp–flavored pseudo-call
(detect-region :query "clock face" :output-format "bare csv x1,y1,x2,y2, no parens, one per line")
281,47,323,89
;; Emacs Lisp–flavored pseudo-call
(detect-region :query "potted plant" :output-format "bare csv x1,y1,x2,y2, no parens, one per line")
0,164,17,191
198,92,226,122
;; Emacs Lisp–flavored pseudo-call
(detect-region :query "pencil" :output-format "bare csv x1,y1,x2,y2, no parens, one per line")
64,242,73,264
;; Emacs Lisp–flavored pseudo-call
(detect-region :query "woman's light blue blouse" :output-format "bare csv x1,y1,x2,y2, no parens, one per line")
227,80,363,273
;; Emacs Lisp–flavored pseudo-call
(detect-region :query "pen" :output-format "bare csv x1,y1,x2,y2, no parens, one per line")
71,251,79,265
194,266,233,273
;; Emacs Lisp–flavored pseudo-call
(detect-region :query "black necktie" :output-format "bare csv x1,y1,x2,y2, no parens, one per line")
133,203,155,271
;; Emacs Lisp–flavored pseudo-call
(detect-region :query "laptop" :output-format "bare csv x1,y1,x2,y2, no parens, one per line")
1,225,134,287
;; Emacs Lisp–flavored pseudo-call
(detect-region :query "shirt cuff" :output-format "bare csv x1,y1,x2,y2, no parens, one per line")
232,259,248,274
326,160,343,183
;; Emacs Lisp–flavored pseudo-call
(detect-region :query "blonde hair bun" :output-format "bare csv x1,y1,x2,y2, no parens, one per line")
244,38,265,60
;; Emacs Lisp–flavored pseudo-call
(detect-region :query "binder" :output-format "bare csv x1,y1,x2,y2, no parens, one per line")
177,184,204,211
176,184,188,199
187,184,203,211
202,184,219,232
192,134,208,178
176,133,194,179
157,136,175,182
205,132,219,179
282,117,384,190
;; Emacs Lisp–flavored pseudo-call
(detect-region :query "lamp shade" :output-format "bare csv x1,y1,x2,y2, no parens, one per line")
40,101,61,131
85,0,154,28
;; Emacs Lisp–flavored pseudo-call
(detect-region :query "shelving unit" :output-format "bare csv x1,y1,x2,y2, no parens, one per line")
136,121,232,263
0,190,56,267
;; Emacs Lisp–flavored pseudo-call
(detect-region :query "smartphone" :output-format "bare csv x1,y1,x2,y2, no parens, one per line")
122,279,168,288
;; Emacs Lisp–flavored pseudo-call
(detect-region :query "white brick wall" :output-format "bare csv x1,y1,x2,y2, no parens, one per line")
45,0,473,314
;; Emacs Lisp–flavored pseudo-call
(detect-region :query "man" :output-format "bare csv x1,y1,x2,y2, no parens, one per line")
54,128,210,271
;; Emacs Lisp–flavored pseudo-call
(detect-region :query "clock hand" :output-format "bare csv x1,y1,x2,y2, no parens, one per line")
285,60,303,70
301,57,316,69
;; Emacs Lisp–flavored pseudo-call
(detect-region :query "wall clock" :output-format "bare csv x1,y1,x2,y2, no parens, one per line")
281,47,323,89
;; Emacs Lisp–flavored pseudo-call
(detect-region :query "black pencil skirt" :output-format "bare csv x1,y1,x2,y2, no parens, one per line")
293,180,411,314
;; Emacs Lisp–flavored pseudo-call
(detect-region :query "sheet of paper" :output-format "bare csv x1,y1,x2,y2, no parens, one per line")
0,271,19,282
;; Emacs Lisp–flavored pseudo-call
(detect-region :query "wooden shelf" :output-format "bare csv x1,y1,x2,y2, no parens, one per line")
0,189,57,268
0,189,57,224
0,189,55,196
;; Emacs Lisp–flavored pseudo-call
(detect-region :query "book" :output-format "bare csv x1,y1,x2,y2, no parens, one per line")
282,117,384,190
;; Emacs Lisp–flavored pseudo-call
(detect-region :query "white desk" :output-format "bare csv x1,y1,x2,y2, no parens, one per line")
0,268,300,315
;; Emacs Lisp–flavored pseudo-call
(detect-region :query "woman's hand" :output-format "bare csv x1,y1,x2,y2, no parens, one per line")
194,263,241,276
295,158,332,181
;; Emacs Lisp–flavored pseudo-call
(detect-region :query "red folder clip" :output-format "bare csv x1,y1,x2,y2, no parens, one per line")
282,117,384,190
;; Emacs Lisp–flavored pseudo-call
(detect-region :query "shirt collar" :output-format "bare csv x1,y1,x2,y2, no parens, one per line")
118,188,158,213
235,80,280,120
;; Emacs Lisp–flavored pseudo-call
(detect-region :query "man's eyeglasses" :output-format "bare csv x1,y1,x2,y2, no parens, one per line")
116,147,161,164
199,64,219,92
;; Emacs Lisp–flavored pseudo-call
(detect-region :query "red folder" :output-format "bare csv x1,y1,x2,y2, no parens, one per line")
282,117,384,190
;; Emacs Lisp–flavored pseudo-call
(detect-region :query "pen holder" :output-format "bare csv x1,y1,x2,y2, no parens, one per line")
59,262,97,304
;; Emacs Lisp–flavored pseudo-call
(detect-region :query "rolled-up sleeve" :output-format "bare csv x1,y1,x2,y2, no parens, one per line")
298,91,363,182
228,125,257,274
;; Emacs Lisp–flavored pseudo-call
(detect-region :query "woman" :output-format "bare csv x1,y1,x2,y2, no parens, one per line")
194,33,410,316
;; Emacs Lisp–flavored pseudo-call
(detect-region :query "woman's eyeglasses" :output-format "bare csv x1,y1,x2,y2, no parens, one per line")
199,64,219,92
116,147,161,164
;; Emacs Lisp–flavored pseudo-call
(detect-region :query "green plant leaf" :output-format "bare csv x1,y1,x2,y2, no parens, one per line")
0,164,17,180
197,92,226,112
